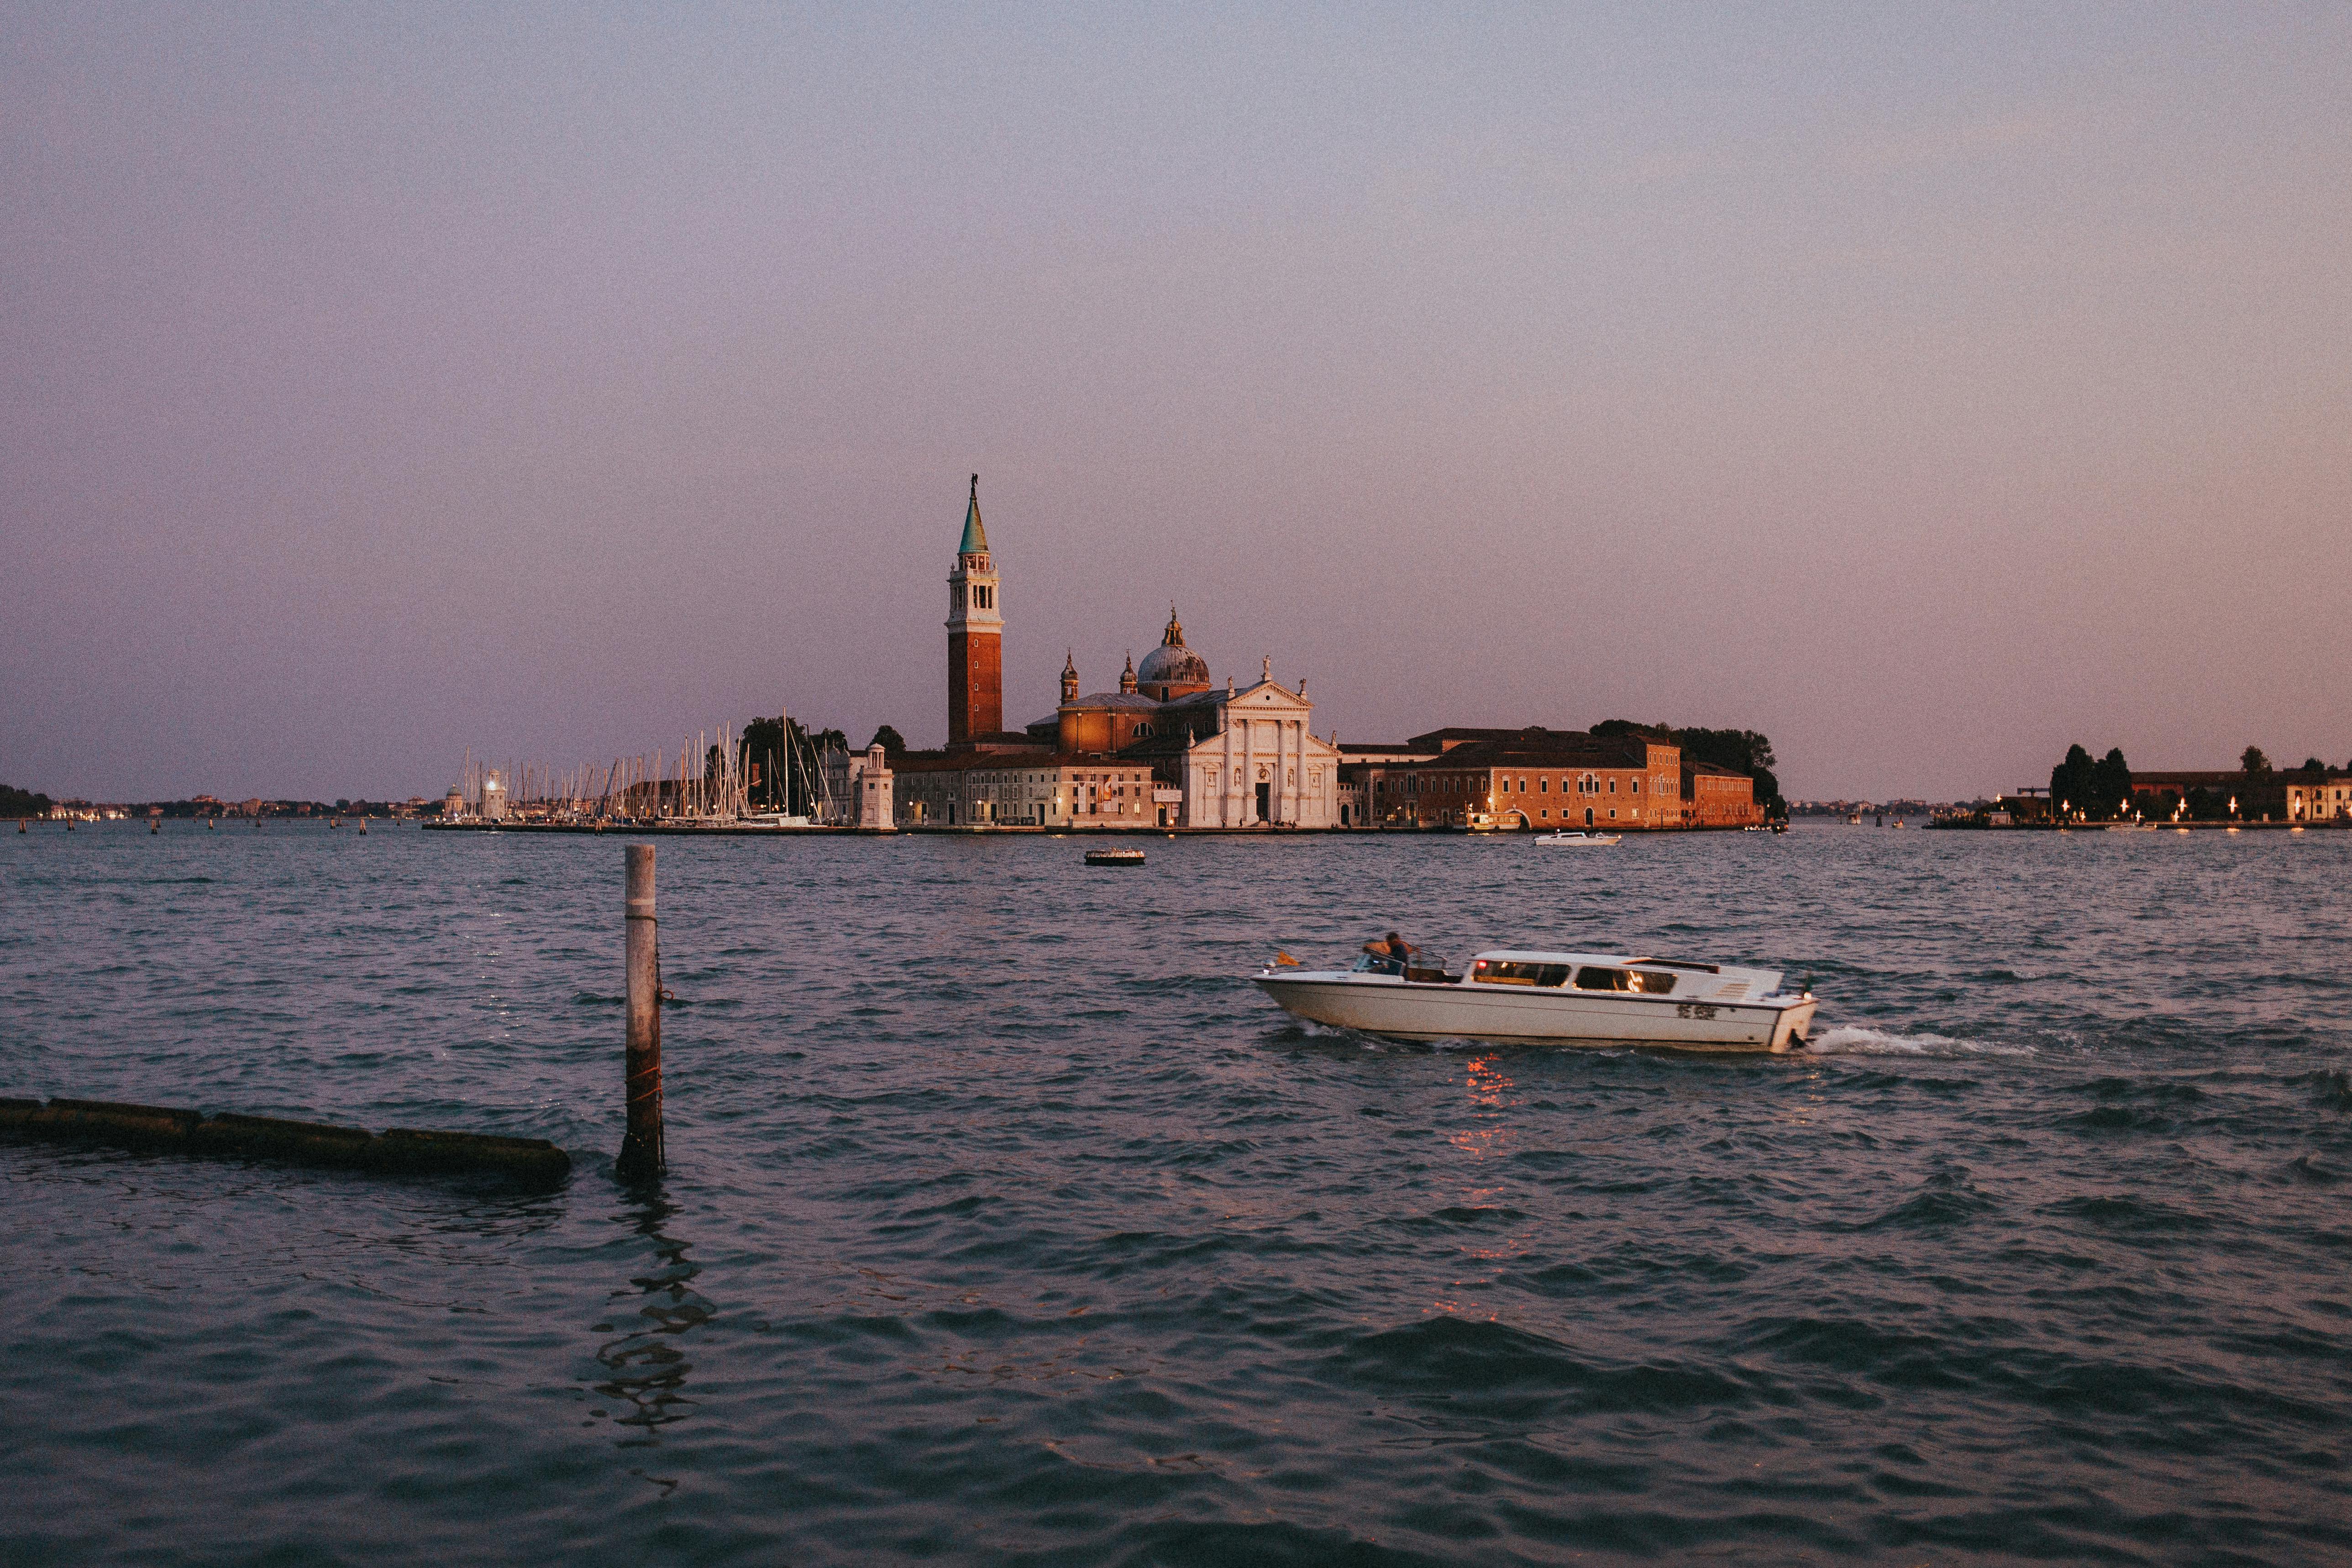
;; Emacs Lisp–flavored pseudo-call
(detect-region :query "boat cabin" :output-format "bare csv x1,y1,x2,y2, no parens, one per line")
1464,951,1785,1002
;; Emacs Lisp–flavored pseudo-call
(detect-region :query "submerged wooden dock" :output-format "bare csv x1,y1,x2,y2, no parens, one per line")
0,1097,570,1186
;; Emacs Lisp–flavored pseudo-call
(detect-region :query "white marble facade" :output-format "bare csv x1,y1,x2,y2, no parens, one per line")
1176,676,1339,828
820,744,896,829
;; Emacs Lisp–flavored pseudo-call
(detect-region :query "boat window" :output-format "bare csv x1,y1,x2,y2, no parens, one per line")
1473,960,1571,987
1573,966,1634,991
1628,970,1677,994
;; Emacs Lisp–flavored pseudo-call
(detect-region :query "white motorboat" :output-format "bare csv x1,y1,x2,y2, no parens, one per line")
1254,948,1819,1052
1534,830,1620,846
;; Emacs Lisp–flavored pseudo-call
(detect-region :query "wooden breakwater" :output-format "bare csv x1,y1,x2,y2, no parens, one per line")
0,1097,569,1186
5,846,668,1191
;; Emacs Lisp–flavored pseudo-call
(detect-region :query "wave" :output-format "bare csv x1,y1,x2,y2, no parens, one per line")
1803,1024,2033,1059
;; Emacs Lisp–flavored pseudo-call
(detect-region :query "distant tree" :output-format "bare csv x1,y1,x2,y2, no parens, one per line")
2241,745,2271,776
2301,756,2326,774
2049,743,2097,819
2090,747,2133,820
810,728,849,754
0,783,52,817
868,725,907,757
2185,786,2232,821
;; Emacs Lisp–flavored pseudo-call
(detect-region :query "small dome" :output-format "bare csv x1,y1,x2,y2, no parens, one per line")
1138,643,1209,688
1137,606,1211,693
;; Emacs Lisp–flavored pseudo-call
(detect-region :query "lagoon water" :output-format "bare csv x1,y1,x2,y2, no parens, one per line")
3,822,2348,1564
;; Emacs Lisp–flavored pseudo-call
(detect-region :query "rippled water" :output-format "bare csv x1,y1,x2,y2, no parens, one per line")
4,822,2348,1564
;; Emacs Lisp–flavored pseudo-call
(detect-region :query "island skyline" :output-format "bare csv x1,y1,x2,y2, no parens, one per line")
5,7,2346,804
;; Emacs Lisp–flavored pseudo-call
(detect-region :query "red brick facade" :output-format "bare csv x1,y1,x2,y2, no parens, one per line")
1346,729,1762,829
1368,734,1684,829
947,629,1001,746
1681,760,1763,827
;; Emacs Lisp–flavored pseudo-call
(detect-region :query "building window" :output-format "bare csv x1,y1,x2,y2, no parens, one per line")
1539,777,1549,792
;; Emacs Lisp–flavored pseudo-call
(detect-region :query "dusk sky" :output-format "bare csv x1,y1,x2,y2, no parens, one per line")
5,5,2347,803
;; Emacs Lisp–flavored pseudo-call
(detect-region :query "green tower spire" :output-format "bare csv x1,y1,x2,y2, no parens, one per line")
959,473,988,555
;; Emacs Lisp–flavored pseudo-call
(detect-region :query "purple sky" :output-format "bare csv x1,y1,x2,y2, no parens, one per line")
5,6,2347,802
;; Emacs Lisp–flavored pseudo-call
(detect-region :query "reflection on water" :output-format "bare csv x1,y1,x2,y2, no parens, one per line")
1448,1053,1520,1159
592,1190,713,1447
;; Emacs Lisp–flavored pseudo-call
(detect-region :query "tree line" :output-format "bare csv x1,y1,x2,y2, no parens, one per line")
1,783,52,817
2049,742,2343,823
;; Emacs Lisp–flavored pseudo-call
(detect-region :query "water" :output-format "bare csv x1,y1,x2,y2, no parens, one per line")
3,822,2348,1565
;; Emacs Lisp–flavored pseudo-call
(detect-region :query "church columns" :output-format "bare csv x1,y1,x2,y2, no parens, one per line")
1277,718,1291,824
1221,711,1235,829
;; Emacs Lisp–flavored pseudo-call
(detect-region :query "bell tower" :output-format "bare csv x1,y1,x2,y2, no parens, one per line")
946,474,1003,746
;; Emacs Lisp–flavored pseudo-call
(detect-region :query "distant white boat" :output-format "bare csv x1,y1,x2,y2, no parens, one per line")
1255,948,1819,1052
1534,829,1619,846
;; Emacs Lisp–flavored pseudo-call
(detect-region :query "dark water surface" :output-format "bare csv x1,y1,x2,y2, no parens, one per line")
4,823,2349,1565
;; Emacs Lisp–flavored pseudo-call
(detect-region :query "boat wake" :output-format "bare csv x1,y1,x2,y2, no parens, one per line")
1804,1024,2032,1059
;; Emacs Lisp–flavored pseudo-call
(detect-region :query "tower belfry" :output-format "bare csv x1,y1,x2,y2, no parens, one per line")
945,474,1003,746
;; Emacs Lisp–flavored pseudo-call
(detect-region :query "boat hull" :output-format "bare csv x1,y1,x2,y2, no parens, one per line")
1254,973,1817,1052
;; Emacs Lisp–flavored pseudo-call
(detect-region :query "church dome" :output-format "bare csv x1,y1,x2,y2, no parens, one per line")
1137,607,1210,695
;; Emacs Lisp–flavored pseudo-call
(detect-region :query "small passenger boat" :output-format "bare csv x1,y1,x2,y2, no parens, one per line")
1534,829,1619,846
1254,948,1818,1052
1085,847,1146,866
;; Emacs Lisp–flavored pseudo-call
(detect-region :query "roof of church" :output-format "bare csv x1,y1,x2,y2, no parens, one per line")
1060,692,1163,711
959,474,988,555
1156,675,1303,711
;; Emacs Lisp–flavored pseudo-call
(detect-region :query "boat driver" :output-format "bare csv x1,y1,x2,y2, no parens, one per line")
1364,931,1414,975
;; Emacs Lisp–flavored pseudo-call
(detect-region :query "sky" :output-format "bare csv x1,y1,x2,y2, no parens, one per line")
4,4,2347,803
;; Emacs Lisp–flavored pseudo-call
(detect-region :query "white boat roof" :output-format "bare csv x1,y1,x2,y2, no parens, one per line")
1470,950,1786,992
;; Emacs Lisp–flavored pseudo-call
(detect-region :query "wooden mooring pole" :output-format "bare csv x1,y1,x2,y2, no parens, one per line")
616,843,665,1180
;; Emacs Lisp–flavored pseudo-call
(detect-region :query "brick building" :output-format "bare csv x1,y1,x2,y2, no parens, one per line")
1342,728,1759,830
1683,759,1765,827
1338,727,1762,830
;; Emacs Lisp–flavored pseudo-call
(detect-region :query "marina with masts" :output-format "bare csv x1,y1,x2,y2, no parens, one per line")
431,714,863,834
